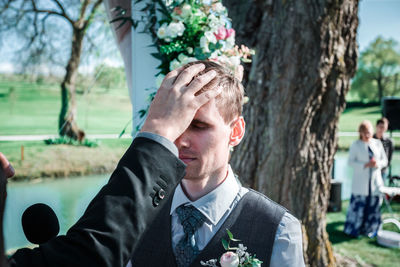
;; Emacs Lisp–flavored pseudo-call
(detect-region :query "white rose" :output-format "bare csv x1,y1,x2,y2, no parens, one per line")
220,252,239,267
169,59,182,71
200,36,210,53
167,21,185,38
155,74,165,88
213,3,227,14
182,56,198,65
181,4,192,18
225,35,235,50
178,53,188,63
207,14,220,32
204,31,217,44
157,23,168,39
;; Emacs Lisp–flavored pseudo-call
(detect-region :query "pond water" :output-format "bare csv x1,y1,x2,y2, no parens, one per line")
4,174,109,252
4,151,400,252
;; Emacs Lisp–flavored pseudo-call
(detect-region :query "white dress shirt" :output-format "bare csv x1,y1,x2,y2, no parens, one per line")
171,166,304,267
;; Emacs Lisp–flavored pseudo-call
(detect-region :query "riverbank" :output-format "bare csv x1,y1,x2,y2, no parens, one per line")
2,137,400,182
1,139,132,182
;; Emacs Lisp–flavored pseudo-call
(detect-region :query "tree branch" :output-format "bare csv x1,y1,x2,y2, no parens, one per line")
82,0,103,31
30,0,74,25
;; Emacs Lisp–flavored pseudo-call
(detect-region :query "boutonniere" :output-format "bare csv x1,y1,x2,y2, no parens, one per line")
200,229,263,267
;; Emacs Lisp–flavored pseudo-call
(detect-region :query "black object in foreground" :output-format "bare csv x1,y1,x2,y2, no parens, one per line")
21,203,60,245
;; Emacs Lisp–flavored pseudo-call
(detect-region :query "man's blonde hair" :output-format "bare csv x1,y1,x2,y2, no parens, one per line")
184,60,244,123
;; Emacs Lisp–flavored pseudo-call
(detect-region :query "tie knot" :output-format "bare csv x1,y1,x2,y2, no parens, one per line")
176,205,206,235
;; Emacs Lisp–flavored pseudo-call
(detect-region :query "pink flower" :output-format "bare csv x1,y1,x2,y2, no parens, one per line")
214,27,227,40
220,251,239,267
226,28,235,38
173,7,182,15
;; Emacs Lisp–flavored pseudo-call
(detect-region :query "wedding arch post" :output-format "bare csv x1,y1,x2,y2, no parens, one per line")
105,0,160,136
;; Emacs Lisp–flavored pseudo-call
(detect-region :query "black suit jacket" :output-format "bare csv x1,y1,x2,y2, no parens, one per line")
9,137,186,267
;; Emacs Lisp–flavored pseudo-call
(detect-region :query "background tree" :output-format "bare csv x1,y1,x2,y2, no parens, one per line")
351,36,400,103
223,0,359,266
0,0,107,140
94,64,126,90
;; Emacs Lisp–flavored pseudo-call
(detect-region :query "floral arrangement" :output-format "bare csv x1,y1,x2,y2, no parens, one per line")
200,229,262,267
133,0,254,80
111,0,254,131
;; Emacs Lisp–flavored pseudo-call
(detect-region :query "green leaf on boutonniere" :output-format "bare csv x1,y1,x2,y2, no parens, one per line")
226,229,240,242
221,238,229,250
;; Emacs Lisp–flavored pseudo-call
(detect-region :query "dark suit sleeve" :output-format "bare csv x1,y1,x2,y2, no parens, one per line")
9,137,186,267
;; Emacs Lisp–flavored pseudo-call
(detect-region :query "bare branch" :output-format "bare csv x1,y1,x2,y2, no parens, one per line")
53,0,68,17
78,0,91,25
82,0,103,31
30,0,74,25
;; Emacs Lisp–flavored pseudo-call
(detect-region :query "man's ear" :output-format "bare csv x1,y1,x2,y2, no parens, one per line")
229,116,245,147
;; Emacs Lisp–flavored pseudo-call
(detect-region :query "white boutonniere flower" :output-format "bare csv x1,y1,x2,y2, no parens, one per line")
201,229,263,267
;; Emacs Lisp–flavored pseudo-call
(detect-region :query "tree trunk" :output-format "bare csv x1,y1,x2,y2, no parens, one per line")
59,27,85,141
224,0,359,266
376,75,383,104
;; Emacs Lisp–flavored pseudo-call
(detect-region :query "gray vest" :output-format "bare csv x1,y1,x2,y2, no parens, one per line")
130,189,286,267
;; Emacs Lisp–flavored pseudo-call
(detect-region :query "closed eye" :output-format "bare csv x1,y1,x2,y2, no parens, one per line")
190,120,210,130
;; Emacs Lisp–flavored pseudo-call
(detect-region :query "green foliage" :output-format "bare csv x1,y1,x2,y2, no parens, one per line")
351,36,400,102
44,137,99,147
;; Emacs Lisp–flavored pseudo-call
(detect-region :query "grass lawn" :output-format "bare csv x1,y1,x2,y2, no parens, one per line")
0,76,132,135
327,201,400,267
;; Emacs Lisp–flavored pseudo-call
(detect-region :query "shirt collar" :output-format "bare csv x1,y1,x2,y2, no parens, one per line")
170,165,241,225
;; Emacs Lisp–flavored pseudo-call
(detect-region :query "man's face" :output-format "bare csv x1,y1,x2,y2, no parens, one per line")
376,122,388,136
174,99,239,182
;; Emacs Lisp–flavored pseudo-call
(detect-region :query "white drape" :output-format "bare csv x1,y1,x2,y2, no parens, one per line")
104,0,160,136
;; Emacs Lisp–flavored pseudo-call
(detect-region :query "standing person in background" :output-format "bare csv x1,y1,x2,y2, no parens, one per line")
373,118,394,184
344,120,388,238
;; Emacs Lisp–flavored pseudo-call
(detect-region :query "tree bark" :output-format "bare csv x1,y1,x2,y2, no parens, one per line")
376,73,383,104
59,27,86,141
224,0,359,266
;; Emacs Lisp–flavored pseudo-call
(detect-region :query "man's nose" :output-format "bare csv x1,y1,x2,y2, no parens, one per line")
175,133,190,148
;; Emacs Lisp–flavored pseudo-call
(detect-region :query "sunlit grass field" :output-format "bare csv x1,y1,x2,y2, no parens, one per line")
0,76,132,135
327,201,400,267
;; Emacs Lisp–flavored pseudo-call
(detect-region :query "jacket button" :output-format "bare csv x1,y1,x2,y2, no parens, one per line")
153,197,161,207
157,189,165,199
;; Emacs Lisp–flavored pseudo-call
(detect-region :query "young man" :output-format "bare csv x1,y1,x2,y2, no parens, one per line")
130,61,304,267
6,63,220,267
373,118,394,182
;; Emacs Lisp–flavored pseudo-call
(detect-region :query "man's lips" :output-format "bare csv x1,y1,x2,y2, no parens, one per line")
179,155,196,164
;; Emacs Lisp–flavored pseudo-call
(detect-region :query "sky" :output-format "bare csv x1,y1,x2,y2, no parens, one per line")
0,0,399,74
357,0,400,51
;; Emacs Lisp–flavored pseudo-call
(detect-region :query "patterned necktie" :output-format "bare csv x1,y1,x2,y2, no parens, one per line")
174,204,206,267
